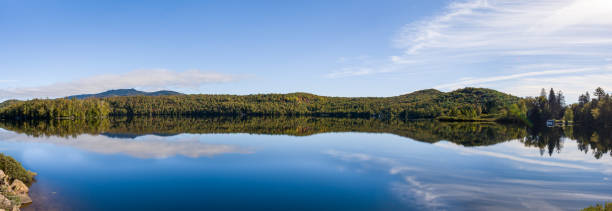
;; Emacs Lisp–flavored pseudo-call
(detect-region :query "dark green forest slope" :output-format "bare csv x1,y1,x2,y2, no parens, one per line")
0,100,21,109
0,87,519,121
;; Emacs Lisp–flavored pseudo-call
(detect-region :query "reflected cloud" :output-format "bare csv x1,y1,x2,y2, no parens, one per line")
439,139,612,175
323,150,419,175
324,148,612,211
435,142,594,171
324,150,394,163
0,130,252,159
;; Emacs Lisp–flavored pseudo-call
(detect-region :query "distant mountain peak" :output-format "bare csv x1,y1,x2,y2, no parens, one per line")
67,89,183,99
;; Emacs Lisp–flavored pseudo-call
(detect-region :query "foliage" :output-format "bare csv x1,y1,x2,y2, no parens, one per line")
0,153,33,185
0,88,521,121
572,87,612,127
0,98,111,120
500,87,612,128
498,100,531,126
2,87,611,129
582,203,612,211
0,100,21,109
521,88,567,126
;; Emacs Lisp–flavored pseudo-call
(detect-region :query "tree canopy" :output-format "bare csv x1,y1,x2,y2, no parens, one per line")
0,87,520,121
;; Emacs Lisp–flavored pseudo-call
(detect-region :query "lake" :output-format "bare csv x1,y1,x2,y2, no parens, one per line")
0,117,610,211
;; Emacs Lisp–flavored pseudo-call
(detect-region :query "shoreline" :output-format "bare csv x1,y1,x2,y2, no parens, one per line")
0,154,35,211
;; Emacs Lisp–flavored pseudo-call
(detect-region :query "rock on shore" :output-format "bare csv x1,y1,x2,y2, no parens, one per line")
0,170,32,211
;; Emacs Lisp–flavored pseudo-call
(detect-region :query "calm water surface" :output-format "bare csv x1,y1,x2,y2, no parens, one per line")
0,117,610,211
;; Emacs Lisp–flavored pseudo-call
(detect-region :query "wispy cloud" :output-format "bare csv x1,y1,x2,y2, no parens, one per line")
0,69,240,99
326,56,398,78
497,72,612,101
434,68,594,89
395,0,612,55
325,67,378,78
332,0,612,97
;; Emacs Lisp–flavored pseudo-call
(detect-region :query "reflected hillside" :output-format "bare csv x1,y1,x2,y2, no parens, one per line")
0,117,610,158
0,117,525,146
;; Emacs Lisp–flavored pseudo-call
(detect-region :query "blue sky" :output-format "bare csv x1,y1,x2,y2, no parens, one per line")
1,0,611,101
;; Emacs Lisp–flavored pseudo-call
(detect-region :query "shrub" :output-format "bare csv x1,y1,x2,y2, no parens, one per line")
0,154,33,185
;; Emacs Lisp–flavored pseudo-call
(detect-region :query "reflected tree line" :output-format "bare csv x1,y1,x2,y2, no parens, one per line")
507,125,612,159
0,117,610,159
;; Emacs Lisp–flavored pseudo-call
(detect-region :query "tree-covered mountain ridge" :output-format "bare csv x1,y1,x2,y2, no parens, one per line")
0,87,520,121
67,88,183,99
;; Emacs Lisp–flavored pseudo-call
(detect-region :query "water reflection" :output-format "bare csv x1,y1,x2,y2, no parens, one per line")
522,126,612,159
0,131,251,158
0,117,610,159
325,147,612,210
0,117,610,210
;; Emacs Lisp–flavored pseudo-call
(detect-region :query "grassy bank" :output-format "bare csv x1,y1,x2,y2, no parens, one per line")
0,154,34,185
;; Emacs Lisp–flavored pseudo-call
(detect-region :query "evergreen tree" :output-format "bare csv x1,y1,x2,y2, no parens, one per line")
594,87,606,100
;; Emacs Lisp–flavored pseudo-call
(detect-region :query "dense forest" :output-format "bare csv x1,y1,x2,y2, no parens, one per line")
0,88,519,121
0,98,111,120
501,87,612,128
1,87,611,128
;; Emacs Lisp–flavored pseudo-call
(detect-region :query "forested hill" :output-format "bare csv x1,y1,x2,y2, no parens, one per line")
67,88,183,99
0,87,520,121
0,100,21,109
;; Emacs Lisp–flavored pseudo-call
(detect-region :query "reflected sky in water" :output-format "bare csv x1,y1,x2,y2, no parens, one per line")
0,126,611,211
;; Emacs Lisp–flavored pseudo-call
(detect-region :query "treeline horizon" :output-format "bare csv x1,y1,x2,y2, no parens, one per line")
501,87,612,128
0,87,519,121
0,87,611,128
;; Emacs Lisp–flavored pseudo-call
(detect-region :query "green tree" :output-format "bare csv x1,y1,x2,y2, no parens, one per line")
595,87,606,100
563,107,574,123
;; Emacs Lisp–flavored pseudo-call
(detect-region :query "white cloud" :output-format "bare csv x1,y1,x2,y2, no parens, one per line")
0,69,239,99
434,67,594,89
395,0,612,56
499,73,612,101
430,64,612,101
333,0,612,96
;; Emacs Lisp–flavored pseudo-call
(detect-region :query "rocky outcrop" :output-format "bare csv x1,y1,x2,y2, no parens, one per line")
0,194,12,209
0,170,32,211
